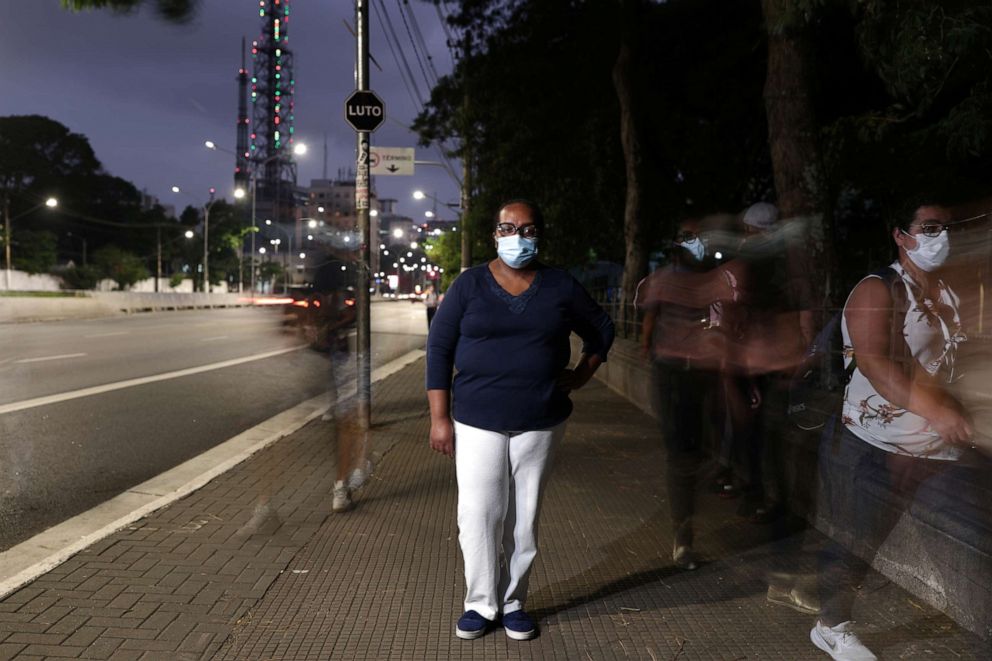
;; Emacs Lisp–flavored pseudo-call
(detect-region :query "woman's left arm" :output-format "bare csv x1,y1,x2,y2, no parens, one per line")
558,351,604,391
559,277,616,391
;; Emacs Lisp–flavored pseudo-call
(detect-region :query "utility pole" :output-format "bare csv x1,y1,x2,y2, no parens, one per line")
156,226,162,292
354,0,373,435
459,33,473,271
203,189,215,293
250,173,258,296
461,155,471,271
3,195,10,290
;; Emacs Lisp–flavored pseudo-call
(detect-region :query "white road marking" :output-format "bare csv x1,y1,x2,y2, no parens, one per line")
84,331,130,338
200,335,229,342
0,348,426,600
14,353,87,364
0,345,306,416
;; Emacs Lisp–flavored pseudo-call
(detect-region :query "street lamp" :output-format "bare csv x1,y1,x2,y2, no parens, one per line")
172,186,218,292
412,189,466,269
265,219,293,259
206,139,307,296
3,195,59,290
66,231,87,267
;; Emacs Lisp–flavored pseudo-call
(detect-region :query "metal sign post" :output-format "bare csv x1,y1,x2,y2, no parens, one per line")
352,0,376,446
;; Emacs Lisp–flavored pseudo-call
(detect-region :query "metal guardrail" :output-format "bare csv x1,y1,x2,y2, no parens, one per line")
591,289,640,342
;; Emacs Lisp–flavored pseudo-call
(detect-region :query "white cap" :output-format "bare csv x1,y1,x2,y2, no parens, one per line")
742,202,779,230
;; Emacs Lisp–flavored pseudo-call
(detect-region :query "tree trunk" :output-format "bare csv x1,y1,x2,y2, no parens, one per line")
762,0,821,220
761,0,833,320
613,0,648,338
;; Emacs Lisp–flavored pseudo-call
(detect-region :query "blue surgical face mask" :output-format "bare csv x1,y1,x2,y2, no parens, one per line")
679,237,705,262
496,234,539,269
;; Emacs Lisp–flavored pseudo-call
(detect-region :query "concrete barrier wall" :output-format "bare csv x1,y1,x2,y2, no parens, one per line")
0,292,250,324
0,270,62,292
574,333,991,639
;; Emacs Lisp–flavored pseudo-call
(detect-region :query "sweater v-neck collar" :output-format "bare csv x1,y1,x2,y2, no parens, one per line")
484,265,543,314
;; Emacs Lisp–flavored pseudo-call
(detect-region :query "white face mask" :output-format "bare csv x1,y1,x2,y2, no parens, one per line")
679,238,705,262
902,229,950,272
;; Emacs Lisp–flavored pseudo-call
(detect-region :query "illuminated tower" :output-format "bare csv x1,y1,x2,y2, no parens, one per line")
250,0,298,220
235,37,250,192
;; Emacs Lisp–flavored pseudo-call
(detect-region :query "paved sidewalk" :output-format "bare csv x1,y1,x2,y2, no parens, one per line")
0,358,988,660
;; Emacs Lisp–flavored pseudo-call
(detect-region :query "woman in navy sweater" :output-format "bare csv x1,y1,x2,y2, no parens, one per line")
426,199,615,641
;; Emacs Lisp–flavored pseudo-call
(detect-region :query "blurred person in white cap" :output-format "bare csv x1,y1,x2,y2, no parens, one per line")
742,201,779,232
727,201,811,525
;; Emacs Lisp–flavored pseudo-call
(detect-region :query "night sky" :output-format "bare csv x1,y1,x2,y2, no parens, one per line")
0,1,460,220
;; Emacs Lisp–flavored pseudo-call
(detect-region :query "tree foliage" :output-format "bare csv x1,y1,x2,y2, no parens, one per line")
93,245,149,290
0,115,208,284
13,230,58,274
425,230,461,291
59,0,198,23
416,0,992,290
415,0,769,271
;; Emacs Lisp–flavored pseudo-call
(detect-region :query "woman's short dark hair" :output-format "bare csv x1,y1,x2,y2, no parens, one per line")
495,199,545,233
887,194,949,232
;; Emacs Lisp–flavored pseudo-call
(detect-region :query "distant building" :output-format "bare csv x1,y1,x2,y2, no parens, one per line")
139,189,175,219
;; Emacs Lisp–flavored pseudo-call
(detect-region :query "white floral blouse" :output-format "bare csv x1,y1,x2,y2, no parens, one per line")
841,262,966,459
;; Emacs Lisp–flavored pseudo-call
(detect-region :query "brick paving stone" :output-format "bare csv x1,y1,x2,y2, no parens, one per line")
105,594,141,613
0,644,26,661
77,637,123,660
20,644,85,657
46,616,91,637
3,632,67,646
62,627,105,648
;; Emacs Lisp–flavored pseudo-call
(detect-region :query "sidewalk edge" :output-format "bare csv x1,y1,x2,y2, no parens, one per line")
0,348,425,599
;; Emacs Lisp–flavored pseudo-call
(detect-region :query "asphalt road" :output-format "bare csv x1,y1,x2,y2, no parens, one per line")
0,301,429,551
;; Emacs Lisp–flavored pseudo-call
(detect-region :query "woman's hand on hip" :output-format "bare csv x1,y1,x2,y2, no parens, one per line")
429,417,455,457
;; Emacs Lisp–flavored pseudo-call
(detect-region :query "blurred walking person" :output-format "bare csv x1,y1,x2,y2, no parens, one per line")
812,199,970,660
312,251,366,514
423,283,439,329
637,217,733,570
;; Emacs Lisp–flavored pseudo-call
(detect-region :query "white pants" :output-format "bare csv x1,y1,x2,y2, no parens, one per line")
454,420,565,620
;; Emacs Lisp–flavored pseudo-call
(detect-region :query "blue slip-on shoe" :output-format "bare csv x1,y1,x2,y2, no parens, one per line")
502,610,537,640
455,610,492,640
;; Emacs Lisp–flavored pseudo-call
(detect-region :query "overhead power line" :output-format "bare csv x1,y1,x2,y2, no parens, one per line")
374,0,425,108
402,0,440,85
394,0,435,92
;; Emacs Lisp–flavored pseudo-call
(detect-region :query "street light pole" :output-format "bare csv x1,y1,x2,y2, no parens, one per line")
3,195,10,291
203,189,216,293
461,157,471,271
156,226,161,292
264,220,294,293
3,196,58,290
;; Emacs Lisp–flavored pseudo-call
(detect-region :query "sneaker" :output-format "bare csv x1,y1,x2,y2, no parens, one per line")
347,459,374,490
750,501,785,524
501,610,537,640
767,582,821,615
332,480,352,513
455,610,492,640
672,544,699,571
810,620,877,660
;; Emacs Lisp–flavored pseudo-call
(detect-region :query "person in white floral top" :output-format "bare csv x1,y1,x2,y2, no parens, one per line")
812,199,973,661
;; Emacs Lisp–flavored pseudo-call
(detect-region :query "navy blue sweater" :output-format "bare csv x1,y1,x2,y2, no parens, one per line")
426,263,615,431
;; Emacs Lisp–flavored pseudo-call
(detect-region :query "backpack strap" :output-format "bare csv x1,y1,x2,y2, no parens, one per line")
874,266,913,373
845,266,912,380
